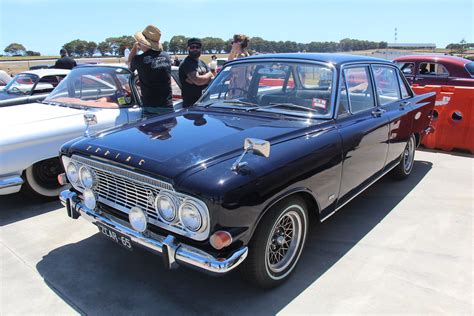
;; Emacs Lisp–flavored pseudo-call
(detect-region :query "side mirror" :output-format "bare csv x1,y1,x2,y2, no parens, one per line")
83,114,98,137
244,138,270,158
232,138,271,172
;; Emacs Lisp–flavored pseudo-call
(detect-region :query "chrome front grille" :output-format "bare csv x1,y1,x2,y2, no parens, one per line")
71,155,182,229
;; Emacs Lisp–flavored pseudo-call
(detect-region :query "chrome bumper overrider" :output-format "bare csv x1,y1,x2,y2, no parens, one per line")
60,190,248,275
0,175,23,195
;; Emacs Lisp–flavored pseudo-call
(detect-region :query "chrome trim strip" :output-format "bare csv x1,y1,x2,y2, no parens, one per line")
320,162,399,222
0,175,24,189
60,190,248,275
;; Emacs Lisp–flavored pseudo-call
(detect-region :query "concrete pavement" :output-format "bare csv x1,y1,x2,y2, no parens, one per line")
0,150,472,315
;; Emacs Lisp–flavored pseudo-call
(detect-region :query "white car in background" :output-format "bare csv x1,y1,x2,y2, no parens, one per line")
0,64,181,199
0,68,70,107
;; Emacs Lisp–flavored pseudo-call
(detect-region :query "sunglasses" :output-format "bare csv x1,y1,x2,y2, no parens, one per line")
189,45,201,49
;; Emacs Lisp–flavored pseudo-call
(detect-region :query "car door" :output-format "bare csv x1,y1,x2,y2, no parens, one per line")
372,64,413,167
336,65,390,205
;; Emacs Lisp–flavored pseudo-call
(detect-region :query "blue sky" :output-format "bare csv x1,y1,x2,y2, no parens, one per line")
0,0,472,55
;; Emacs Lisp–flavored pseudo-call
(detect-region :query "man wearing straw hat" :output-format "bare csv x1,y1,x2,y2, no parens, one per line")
128,25,173,115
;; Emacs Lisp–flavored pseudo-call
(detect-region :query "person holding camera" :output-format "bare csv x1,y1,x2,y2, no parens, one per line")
228,34,250,61
128,25,173,115
179,38,214,107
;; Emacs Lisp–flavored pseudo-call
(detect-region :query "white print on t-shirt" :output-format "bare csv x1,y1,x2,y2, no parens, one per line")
143,56,170,69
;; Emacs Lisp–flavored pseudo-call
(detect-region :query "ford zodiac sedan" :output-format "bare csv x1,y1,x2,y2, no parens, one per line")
59,53,435,288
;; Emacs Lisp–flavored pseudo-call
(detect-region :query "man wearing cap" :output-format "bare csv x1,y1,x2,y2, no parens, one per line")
179,38,214,107
54,49,77,70
128,25,173,115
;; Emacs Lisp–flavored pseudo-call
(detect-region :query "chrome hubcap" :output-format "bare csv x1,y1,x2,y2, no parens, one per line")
266,209,303,273
404,137,415,172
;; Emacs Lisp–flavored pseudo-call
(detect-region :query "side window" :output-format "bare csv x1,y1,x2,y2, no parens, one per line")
397,71,411,99
399,63,415,75
372,66,401,105
344,67,375,113
419,63,449,76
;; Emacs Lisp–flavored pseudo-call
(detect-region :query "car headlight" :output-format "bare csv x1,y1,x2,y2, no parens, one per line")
66,162,79,184
155,191,179,223
83,189,97,210
179,199,207,232
79,166,96,189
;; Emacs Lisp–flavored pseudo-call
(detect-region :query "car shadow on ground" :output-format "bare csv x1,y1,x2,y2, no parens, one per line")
36,161,432,315
0,192,62,226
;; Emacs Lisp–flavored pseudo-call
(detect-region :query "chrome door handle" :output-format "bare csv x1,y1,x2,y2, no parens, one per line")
400,101,411,107
371,108,386,117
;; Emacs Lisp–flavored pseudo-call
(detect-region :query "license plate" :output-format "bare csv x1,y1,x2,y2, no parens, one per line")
97,223,133,251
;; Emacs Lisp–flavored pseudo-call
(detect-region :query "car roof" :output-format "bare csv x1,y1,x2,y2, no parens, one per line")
21,68,70,77
393,54,471,66
239,53,389,65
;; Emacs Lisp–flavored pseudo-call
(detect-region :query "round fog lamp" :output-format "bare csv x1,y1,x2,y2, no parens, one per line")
66,162,79,184
79,166,96,189
83,189,97,210
129,207,148,233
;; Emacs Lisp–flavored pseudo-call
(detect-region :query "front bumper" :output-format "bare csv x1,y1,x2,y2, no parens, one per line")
60,190,248,275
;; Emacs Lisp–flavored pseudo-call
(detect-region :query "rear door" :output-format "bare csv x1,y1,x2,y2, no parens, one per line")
336,65,390,205
372,64,413,167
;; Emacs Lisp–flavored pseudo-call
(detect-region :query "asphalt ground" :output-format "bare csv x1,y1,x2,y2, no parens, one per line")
0,149,472,315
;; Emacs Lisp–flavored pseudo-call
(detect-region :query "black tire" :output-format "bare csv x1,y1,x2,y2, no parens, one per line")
21,158,69,201
390,134,416,180
241,196,308,288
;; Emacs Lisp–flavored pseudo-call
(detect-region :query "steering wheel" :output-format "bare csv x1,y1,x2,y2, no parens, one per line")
224,87,248,99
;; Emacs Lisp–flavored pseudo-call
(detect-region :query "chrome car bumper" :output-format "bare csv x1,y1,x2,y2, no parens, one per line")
0,175,23,195
60,190,248,275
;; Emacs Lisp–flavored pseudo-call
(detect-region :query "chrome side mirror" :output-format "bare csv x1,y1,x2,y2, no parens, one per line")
84,114,98,137
232,138,270,172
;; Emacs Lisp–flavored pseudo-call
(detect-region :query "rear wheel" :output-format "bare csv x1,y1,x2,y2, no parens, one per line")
241,196,308,288
390,134,416,180
21,158,68,200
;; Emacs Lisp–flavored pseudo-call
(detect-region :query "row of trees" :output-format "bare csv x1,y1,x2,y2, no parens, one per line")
59,36,388,56
5,38,472,57
4,43,40,56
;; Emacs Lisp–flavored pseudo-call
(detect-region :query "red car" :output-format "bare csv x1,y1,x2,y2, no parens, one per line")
394,55,474,87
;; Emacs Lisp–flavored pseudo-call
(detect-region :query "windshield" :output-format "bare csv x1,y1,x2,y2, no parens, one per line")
5,73,38,95
199,61,334,118
45,66,135,108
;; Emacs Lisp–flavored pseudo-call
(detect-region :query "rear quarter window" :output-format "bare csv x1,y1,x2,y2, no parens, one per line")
465,62,474,76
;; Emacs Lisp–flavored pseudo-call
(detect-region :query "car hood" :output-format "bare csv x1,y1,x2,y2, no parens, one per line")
0,102,85,127
67,108,318,183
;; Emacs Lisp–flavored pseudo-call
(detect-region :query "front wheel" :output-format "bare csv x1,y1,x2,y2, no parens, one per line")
21,158,69,200
390,134,416,180
241,196,308,288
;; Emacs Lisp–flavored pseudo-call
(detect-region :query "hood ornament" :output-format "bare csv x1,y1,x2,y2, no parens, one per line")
83,114,98,137
231,138,270,172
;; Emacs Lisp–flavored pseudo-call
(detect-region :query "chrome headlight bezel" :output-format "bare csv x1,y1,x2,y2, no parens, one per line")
154,190,179,223
178,198,208,233
79,165,97,189
66,161,79,185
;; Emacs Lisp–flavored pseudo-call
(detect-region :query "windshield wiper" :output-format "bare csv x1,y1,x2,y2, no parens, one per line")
255,102,318,112
223,100,258,107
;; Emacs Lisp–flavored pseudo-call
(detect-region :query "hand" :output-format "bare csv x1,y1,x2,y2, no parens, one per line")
132,42,140,51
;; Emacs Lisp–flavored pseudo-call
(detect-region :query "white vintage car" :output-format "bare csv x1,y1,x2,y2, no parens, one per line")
0,64,181,199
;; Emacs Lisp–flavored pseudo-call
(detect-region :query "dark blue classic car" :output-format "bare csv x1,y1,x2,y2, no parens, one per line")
59,53,435,288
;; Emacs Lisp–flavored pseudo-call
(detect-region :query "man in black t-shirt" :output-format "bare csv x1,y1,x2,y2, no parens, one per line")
179,38,214,107
129,25,173,115
54,49,77,70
